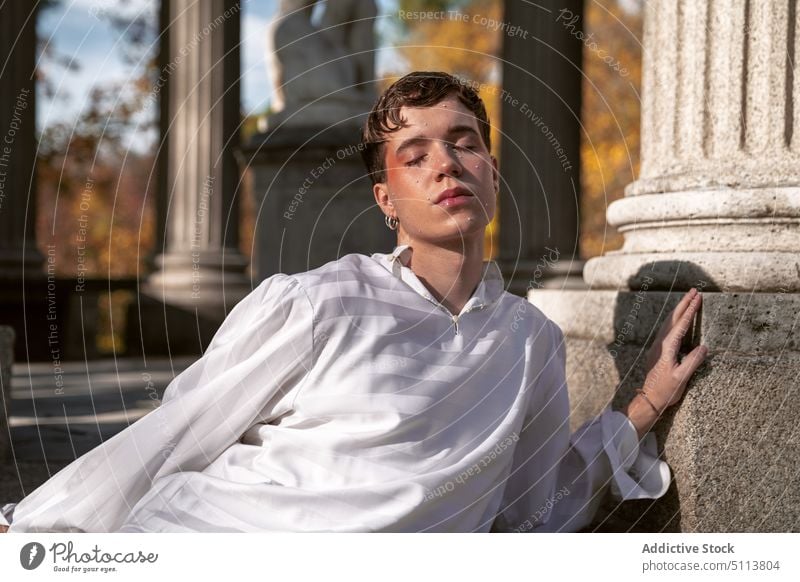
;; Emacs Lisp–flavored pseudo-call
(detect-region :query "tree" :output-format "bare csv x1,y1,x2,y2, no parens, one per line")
36,0,159,278
580,0,643,258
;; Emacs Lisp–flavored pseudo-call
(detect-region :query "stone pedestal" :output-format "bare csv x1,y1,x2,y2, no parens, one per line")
242,127,395,281
531,289,800,532
0,326,14,461
529,0,800,531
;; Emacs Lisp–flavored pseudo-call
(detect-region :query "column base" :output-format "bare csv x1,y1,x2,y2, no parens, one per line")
585,187,800,291
131,255,252,357
584,251,799,292
145,250,252,319
528,288,800,532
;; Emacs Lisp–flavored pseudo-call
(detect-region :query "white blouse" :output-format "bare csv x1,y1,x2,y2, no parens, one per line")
1,245,670,532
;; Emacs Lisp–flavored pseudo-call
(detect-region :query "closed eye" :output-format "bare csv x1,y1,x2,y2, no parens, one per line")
451,141,479,152
405,155,427,167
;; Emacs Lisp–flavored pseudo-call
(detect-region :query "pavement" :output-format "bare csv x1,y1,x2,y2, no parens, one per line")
0,357,193,504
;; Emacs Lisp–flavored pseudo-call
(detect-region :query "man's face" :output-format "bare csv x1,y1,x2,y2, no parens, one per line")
372,95,499,246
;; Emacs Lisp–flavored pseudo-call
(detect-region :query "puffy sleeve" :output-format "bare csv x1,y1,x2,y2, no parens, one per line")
492,320,671,533
2,274,315,533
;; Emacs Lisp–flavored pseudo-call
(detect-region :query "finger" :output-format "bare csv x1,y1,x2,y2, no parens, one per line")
653,289,698,346
665,292,702,353
676,344,708,382
668,288,698,328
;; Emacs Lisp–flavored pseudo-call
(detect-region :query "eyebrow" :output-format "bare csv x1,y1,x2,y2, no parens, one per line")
394,124,481,156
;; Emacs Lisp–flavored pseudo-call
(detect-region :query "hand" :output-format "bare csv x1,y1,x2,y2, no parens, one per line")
0,525,8,533
625,288,708,438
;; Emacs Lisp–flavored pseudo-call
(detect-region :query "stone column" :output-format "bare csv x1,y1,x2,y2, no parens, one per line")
531,0,800,532
0,4,52,364
146,0,250,319
0,2,43,278
498,0,584,295
583,0,800,292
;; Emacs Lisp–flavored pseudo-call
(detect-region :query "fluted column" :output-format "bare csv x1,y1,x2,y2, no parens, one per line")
584,0,800,291
0,2,43,277
147,0,250,313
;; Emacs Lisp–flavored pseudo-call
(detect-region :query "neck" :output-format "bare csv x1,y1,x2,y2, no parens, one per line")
397,233,486,315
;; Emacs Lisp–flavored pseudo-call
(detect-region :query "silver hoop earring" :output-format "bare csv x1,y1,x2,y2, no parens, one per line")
385,215,399,230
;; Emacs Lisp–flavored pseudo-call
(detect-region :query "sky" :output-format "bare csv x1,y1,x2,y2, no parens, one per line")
36,0,398,144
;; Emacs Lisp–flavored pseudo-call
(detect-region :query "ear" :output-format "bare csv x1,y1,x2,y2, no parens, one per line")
373,180,394,216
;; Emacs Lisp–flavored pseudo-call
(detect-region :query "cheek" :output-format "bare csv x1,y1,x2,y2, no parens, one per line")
387,170,433,208
471,156,495,181
484,194,498,220
386,165,420,194
478,183,498,219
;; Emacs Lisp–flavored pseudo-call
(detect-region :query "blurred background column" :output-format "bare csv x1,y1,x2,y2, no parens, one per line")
0,4,52,366
498,0,584,295
146,0,250,319
0,2,43,278
0,3,39,463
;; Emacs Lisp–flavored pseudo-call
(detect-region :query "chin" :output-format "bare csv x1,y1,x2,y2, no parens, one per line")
456,213,490,231
437,218,488,242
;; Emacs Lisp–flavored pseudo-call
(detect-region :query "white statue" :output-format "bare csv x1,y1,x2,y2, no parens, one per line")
319,0,377,95
265,0,377,130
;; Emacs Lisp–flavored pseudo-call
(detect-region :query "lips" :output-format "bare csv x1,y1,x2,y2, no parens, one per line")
433,187,473,204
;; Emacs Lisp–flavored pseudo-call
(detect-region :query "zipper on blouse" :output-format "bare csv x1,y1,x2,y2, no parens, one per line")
390,254,486,336
440,303,485,336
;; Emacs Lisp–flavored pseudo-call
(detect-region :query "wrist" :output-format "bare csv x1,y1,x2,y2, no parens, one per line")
636,387,667,417
623,391,662,439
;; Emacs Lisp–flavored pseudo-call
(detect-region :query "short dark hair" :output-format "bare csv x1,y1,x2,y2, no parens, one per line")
360,71,492,185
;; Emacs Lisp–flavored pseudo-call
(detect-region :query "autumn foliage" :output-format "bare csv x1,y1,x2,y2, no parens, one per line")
580,0,642,258
37,83,157,279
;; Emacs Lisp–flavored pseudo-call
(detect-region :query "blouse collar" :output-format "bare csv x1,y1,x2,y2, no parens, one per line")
372,244,505,313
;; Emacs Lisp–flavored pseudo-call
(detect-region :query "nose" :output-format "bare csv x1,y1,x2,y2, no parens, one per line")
432,140,463,180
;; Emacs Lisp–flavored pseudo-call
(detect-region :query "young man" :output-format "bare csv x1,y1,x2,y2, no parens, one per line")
0,71,705,533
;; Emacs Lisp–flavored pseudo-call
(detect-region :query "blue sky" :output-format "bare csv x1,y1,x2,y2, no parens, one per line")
37,0,398,147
